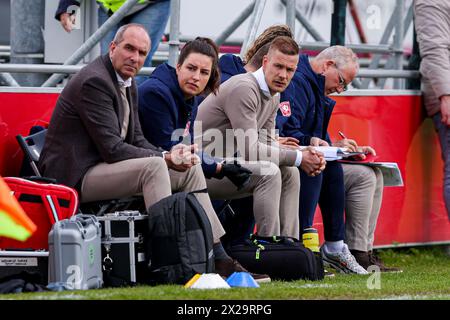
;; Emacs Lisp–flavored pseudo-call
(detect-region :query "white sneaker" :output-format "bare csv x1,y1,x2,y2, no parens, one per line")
321,243,369,275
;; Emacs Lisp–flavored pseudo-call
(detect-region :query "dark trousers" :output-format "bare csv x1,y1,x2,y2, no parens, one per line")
213,198,255,248
299,161,346,241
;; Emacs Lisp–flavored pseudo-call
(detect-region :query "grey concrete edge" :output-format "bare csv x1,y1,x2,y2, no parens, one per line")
332,89,422,96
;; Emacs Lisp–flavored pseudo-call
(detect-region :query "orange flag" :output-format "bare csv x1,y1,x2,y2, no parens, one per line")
0,176,36,241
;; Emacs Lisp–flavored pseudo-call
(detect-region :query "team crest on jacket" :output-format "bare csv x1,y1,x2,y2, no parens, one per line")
183,120,191,137
279,101,291,117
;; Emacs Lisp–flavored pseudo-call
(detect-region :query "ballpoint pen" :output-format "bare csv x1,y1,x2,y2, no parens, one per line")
338,131,347,139
338,131,369,155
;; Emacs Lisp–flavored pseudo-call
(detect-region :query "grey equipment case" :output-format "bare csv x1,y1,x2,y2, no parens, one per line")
97,211,149,287
48,214,103,290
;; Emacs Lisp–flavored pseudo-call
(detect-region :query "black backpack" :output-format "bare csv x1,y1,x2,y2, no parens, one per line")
146,190,214,285
227,235,324,281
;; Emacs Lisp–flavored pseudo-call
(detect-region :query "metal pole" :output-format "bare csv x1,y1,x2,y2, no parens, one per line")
357,69,419,79
348,0,367,44
168,0,181,67
0,72,20,86
300,42,395,54
42,0,140,87
393,0,405,89
406,28,421,90
360,3,413,89
215,1,256,46
0,64,420,80
376,3,412,89
281,0,324,41
285,0,296,35
87,0,101,61
10,0,46,86
240,0,267,58
330,0,347,46
359,9,397,88
0,63,155,76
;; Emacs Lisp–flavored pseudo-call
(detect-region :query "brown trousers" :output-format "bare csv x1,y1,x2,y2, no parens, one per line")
342,164,383,252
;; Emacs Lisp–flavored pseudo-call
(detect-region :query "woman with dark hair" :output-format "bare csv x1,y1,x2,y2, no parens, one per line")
139,37,220,160
139,37,256,186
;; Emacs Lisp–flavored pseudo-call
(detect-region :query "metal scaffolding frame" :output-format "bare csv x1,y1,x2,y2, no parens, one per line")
0,0,415,89
0,63,417,79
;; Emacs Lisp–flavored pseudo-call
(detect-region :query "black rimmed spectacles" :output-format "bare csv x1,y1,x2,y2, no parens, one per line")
334,65,348,91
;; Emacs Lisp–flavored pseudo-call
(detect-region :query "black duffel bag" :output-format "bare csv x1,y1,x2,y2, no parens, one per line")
227,235,324,281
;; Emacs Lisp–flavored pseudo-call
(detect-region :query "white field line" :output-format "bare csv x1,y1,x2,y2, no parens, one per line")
378,294,450,300
0,292,118,300
283,283,334,289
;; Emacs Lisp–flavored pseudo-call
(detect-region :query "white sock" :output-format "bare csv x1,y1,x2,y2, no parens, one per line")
324,240,344,253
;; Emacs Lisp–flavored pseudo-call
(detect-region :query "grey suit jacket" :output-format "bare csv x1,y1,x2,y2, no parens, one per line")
38,54,163,189
414,0,450,116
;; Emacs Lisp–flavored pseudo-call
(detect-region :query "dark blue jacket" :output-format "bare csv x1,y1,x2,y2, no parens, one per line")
138,63,218,178
219,54,247,83
278,54,335,145
218,53,298,134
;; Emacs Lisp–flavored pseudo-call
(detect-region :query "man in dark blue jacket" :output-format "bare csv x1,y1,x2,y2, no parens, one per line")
219,45,386,273
278,48,366,273
277,46,397,272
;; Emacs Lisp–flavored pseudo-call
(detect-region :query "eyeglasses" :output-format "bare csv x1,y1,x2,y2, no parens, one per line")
334,65,348,91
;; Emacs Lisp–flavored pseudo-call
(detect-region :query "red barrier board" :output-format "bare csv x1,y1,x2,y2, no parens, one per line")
312,91,450,247
0,90,59,177
1,89,449,247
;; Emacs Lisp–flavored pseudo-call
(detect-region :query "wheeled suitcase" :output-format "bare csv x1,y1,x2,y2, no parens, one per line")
48,214,103,290
0,177,79,250
0,250,49,284
228,236,324,281
97,211,149,287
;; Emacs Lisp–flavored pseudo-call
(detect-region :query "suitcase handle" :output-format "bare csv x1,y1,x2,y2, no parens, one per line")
23,176,58,184
249,234,300,246
70,214,100,233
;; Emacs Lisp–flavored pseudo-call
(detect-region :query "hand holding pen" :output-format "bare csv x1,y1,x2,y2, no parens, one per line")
335,131,358,152
337,131,377,160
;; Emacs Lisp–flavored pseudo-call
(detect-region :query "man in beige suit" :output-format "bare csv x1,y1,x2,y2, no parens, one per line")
195,36,325,240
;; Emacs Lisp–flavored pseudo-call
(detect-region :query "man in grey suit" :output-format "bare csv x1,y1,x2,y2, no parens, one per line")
39,24,268,280
415,0,450,219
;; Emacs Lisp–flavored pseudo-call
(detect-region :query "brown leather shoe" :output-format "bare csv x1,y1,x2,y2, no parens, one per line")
215,259,271,283
350,250,372,270
368,251,403,273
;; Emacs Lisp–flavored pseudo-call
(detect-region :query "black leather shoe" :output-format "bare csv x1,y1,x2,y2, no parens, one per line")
368,251,403,273
350,250,372,270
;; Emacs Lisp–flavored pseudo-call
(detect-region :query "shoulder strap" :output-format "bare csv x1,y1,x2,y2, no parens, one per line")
186,193,214,273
